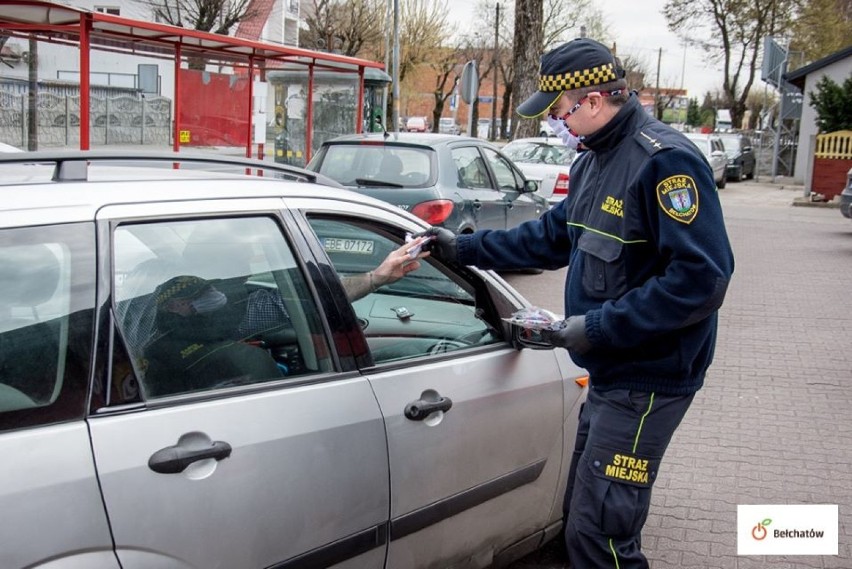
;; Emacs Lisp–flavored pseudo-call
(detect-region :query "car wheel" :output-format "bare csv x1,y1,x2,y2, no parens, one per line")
746,166,755,180
717,174,726,189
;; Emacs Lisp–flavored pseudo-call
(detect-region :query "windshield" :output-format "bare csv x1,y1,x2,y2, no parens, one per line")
313,144,436,188
503,142,575,166
718,135,741,157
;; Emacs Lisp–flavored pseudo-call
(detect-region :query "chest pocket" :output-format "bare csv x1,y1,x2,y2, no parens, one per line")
578,232,627,299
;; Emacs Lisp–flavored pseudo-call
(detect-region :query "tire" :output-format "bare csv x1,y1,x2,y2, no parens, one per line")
717,174,726,189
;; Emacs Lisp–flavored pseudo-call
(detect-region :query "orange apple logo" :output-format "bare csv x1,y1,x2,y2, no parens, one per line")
752,518,772,540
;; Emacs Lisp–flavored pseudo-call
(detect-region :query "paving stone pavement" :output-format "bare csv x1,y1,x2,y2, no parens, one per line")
503,180,852,568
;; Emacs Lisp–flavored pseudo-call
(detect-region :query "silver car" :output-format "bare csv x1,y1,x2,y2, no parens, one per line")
683,132,728,189
0,151,587,569
502,137,576,204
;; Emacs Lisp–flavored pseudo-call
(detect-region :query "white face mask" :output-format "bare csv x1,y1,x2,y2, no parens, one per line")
191,287,228,314
546,115,583,150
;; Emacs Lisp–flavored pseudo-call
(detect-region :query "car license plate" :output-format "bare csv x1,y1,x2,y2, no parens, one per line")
323,238,374,255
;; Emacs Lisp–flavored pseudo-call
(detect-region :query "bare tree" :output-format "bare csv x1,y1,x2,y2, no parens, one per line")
428,48,464,132
663,0,797,129
789,0,852,64
136,0,256,34
455,34,497,133
135,0,257,68
301,0,386,57
397,0,453,83
510,0,543,139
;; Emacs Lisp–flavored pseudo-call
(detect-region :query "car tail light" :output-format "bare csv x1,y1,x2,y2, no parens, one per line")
411,200,454,224
553,172,570,196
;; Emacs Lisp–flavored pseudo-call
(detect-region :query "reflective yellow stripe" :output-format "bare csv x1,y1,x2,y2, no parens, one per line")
566,222,648,244
608,538,621,568
632,392,655,453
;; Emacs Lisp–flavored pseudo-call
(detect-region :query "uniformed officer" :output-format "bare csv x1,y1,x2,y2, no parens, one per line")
421,38,735,568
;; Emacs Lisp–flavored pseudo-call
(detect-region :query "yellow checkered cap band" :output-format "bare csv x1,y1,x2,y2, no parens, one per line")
156,275,209,306
539,63,617,92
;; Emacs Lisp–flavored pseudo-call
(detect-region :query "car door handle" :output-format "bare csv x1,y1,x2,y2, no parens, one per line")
404,396,453,421
148,440,232,474
472,200,482,210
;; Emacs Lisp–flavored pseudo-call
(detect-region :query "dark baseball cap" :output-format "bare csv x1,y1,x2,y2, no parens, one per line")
516,38,624,118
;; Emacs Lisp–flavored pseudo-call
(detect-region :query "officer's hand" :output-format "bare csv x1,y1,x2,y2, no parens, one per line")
415,227,458,263
541,315,592,355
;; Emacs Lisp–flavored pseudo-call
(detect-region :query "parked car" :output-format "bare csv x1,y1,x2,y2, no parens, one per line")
438,117,460,135
306,132,548,234
718,132,756,181
683,132,728,189
0,150,586,569
502,137,576,204
840,167,852,221
405,116,429,132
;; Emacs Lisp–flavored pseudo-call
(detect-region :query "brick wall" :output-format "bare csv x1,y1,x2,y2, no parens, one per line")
811,157,852,200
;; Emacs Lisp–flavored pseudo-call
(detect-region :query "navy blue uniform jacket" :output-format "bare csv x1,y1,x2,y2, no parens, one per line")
456,95,734,395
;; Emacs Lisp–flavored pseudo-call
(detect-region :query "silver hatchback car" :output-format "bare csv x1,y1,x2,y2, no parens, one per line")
0,152,586,569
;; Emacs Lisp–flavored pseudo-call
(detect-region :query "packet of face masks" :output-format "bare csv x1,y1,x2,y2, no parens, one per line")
405,232,435,259
502,306,559,330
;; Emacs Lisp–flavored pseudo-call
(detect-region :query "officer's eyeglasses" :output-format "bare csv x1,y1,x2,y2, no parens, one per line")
551,89,624,120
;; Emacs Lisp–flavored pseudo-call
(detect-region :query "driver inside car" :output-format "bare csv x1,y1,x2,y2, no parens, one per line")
141,237,433,397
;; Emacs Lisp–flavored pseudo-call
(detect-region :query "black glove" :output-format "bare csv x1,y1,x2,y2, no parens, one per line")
541,315,592,355
416,227,458,263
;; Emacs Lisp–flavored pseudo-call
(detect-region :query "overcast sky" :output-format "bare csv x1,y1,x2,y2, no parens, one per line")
446,0,731,99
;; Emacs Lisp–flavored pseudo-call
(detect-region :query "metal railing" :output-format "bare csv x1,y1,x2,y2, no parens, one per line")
815,130,852,159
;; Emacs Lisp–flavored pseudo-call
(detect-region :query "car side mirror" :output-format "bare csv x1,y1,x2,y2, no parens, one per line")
510,324,555,350
523,179,539,193
743,146,752,152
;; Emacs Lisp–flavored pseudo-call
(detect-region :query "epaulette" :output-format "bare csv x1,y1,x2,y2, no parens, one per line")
635,129,670,156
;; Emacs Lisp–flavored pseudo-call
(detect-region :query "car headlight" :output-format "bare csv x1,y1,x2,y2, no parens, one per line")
727,158,736,165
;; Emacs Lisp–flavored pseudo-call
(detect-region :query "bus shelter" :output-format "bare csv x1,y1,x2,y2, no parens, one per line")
0,0,384,162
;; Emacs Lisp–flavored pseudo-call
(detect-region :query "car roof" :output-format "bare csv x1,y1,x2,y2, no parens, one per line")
0,151,414,227
505,137,567,146
320,131,476,147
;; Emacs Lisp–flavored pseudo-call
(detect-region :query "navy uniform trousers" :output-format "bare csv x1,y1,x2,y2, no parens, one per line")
562,387,695,568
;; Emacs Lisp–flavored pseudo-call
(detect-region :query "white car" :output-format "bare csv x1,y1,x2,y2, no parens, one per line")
683,132,727,189
502,137,576,204
0,150,587,569
438,117,460,135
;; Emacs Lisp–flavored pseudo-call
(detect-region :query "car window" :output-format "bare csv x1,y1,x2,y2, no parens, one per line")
0,224,94,432
112,216,333,399
453,146,492,189
482,148,522,191
313,144,435,187
307,217,503,364
503,142,575,166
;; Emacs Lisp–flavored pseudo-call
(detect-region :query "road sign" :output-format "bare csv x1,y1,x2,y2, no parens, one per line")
460,61,478,105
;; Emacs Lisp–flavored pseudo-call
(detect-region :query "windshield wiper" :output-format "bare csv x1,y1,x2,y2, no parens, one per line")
354,178,404,188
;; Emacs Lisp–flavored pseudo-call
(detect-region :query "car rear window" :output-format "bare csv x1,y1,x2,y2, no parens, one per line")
314,144,436,188
503,142,575,166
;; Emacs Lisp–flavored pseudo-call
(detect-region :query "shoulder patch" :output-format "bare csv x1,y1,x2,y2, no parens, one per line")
636,130,669,155
656,175,699,224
